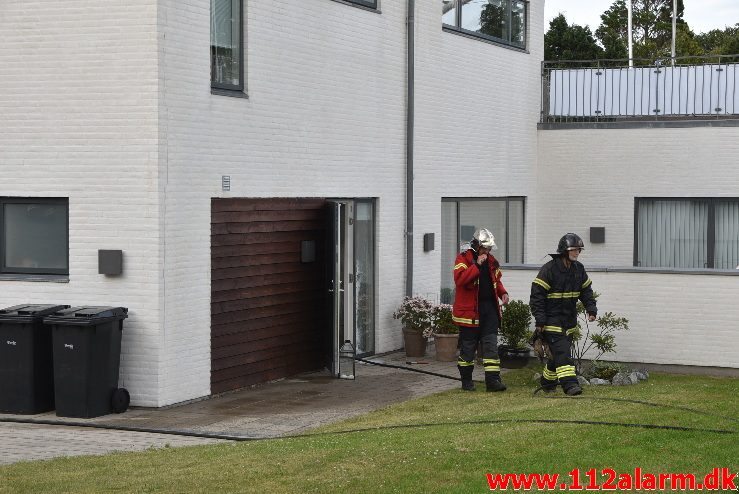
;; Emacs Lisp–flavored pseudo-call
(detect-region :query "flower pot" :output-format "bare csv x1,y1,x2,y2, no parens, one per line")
403,328,428,357
433,333,459,361
498,345,531,369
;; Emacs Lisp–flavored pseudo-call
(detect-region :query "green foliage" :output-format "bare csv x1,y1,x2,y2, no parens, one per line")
571,292,630,374
393,296,435,336
545,14,604,63
500,299,532,350
2,372,737,493
393,298,458,337
431,304,459,335
696,24,739,55
586,361,625,380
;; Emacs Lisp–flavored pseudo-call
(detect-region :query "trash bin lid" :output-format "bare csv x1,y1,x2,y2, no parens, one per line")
0,304,71,324
43,306,129,326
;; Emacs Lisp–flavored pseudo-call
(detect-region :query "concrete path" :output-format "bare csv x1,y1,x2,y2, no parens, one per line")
0,348,480,465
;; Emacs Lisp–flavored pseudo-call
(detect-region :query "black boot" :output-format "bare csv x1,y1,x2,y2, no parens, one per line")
485,372,507,392
458,365,475,391
564,383,582,396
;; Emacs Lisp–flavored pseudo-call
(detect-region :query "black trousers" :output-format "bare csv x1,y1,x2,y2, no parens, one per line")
540,331,578,389
457,304,500,374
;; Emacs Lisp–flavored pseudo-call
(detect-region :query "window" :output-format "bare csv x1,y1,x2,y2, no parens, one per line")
442,0,527,49
635,198,739,269
1,198,69,275
441,197,525,303
211,0,244,92
342,0,378,8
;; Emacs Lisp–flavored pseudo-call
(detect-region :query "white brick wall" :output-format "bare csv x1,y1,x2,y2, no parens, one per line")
411,0,544,300
158,0,410,404
11,0,732,409
502,269,739,368
0,1,162,405
536,127,739,266
530,126,739,369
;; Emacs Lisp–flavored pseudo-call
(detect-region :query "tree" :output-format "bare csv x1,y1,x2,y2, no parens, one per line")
596,0,687,60
545,14,604,62
696,24,739,56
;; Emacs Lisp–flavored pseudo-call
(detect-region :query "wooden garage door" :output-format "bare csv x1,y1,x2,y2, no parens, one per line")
211,198,328,394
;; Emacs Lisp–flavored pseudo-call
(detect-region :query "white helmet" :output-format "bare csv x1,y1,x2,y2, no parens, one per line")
471,228,497,251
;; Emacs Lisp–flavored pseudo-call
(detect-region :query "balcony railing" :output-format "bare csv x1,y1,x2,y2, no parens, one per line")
541,54,739,124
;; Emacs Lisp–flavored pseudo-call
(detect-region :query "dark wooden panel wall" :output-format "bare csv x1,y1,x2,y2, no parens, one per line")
211,198,328,394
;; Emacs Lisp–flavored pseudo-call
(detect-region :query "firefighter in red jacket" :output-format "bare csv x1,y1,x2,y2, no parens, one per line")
452,228,509,392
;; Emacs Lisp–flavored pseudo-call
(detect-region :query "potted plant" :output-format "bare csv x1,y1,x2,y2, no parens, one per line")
392,296,435,357
498,299,533,368
430,303,459,361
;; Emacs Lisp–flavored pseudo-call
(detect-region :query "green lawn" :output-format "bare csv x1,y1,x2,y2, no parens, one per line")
1,370,737,493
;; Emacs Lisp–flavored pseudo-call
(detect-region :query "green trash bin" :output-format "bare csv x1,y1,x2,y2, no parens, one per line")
44,306,129,418
0,304,69,414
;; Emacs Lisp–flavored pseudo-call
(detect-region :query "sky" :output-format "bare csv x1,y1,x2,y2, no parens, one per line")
544,0,739,35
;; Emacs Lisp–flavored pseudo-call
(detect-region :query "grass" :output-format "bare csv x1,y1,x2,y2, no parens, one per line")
0,369,737,493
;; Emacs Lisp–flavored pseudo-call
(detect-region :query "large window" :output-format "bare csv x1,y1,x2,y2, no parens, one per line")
636,198,739,269
441,197,525,302
1,198,69,276
442,0,527,49
211,0,244,92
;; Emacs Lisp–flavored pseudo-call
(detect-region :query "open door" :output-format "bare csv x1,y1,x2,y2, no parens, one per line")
324,199,376,375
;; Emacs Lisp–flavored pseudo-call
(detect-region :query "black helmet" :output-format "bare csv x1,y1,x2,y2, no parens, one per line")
556,233,584,255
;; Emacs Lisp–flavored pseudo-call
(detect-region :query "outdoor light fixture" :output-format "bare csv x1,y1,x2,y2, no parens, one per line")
339,340,356,380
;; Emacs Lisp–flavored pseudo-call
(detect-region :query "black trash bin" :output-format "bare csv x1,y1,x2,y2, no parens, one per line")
44,306,129,418
0,304,70,414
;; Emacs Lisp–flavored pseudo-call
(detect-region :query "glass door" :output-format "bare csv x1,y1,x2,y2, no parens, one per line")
326,199,375,375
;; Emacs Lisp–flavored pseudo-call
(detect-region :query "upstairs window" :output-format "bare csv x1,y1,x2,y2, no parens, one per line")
211,0,244,92
636,198,739,269
1,198,69,276
442,0,527,49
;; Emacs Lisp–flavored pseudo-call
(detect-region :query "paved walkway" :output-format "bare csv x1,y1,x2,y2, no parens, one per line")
0,348,484,465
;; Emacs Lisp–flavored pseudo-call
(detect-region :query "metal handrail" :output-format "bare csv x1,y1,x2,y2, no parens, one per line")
541,54,739,123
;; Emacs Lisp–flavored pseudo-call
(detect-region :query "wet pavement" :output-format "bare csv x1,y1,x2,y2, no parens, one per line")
0,348,487,465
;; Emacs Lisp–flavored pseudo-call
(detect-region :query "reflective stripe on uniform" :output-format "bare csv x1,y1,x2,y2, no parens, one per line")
533,278,551,290
482,358,500,371
546,291,580,299
543,325,562,333
457,359,474,367
582,278,592,289
454,263,468,271
556,365,577,378
542,367,558,381
452,316,477,325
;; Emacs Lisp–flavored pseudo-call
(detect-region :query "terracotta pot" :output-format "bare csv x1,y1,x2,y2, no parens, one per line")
433,333,459,361
403,328,428,357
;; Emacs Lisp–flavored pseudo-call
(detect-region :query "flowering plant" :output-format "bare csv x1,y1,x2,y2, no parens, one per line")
393,296,436,337
431,303,458,335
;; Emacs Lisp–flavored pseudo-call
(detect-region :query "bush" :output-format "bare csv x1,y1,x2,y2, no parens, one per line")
392,296,436,337
570,292,630,375
585,361,624,381
500,299,533,350
431,304,458,335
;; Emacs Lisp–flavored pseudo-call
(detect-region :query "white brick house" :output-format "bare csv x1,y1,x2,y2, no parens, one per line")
1,0,736,407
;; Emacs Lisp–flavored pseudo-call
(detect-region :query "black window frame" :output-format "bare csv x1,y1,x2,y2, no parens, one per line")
341,0,378,9
634,197,739,269
210,0,245,94
0,197,70,276
442,196,526,264
442,0,528,51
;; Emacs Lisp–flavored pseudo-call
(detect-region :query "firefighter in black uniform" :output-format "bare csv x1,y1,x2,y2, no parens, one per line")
529,233,597,395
